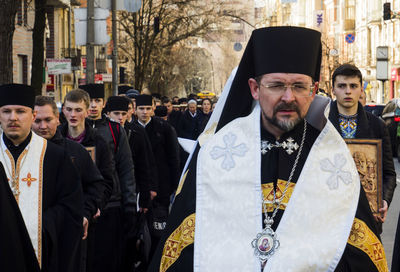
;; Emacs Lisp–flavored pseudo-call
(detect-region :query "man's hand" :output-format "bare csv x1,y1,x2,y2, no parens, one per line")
82,217,89,240
375,200,388,223
139,207,149,213
93,209,101,219
150,191,157,200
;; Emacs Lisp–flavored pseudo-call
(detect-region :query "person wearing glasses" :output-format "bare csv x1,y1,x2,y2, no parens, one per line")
149,27,387,271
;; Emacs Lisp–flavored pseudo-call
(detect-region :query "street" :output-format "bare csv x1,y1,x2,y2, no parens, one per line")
383,159,400,270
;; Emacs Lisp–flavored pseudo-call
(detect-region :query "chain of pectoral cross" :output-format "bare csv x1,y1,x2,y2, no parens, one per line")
261,137,299,155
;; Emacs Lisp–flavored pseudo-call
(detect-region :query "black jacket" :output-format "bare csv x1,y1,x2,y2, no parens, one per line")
51,129,111,219
124,121,155,208
329,101,397,206
87,116,136,215
177,110,200,140
59,122,114,211
137,117,180,206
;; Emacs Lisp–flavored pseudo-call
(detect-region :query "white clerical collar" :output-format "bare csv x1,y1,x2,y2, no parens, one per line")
138,117,151,127
189,111,197,118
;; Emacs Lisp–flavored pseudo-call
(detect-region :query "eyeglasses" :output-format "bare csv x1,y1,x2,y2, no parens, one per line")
259,82,314,97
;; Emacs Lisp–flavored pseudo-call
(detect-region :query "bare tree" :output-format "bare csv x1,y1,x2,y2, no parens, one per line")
31,0,47,95
0,0,19,84
118,0,247,95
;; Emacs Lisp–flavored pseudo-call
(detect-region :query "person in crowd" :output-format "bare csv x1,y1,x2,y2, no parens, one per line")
105,95,155,271
155,105,168,121
178,98,187,112
67,87,136,272
172,96,179,104
32,95,113,272
0,84,82,271
177,99,200,140
162,97,181,130
359,89,367,106
329,63,396,233
135,94,180,263
125,89,140,124
149,26,388,271
197,98,213,134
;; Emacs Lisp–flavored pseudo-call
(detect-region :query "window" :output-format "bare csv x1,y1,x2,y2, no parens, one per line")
17,55,28,84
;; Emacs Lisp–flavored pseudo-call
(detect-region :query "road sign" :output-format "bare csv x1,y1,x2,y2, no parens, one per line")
47,59,72,75
345,33,355,44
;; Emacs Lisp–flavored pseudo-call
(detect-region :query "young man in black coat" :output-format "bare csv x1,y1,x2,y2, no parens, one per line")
105,96,156,271
78,85,137,272
328,64,396,232
33,95,113,272
135,94,180,261
0,84,83,272
61,89,126,272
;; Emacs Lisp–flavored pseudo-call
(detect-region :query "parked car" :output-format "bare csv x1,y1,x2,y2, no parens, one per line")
381,98,400,157
364,103,385,117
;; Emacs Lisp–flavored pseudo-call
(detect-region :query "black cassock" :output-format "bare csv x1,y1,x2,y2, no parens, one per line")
148,120,384,272
2,134,83,272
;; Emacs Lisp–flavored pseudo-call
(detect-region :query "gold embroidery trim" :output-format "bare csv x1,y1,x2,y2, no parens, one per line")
262,179,296,212
37,139,46,268
347,218,388,272
5,149,18,202
160,213,195,272
198,122,217,147
175,170,188,197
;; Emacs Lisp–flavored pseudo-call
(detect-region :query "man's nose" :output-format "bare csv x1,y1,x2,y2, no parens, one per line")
281,87,296,102
39,121,47,129
9,111,17,120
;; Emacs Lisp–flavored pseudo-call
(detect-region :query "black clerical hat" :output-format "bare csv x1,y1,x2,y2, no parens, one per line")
79,84,104,99
135,95,153,106
216,26,322,132
251,27,321,80
118,85,131,95
126,89,140,99
0,84,36,109
154,106,167,117
106,96,129,112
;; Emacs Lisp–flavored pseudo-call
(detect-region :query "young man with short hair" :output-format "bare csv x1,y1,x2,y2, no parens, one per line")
135,94,180,259
32,95,111,240
79,84,137,272
329,64,396,230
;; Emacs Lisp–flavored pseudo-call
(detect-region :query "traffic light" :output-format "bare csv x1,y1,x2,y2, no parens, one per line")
384,3,391,20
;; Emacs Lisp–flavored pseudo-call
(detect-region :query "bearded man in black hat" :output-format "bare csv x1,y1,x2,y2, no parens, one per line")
0,84,82,271
149,27,387,271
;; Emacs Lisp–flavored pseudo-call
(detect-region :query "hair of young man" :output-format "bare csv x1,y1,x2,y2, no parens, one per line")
35,95,59,116
162,97,171,104
64,89,90,109
332,64,363,87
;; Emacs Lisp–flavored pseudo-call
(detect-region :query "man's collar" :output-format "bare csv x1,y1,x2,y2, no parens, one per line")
3,131,32,149
138,118,151,127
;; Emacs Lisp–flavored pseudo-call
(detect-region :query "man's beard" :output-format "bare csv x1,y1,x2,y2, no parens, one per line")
263,102,302,132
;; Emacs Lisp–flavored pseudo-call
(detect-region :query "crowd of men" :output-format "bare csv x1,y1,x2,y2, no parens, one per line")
1,25,400,272
0,82,216,272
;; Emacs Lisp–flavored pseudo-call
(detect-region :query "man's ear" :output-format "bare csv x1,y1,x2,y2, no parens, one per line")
311,82,319,98
248,78,260,100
